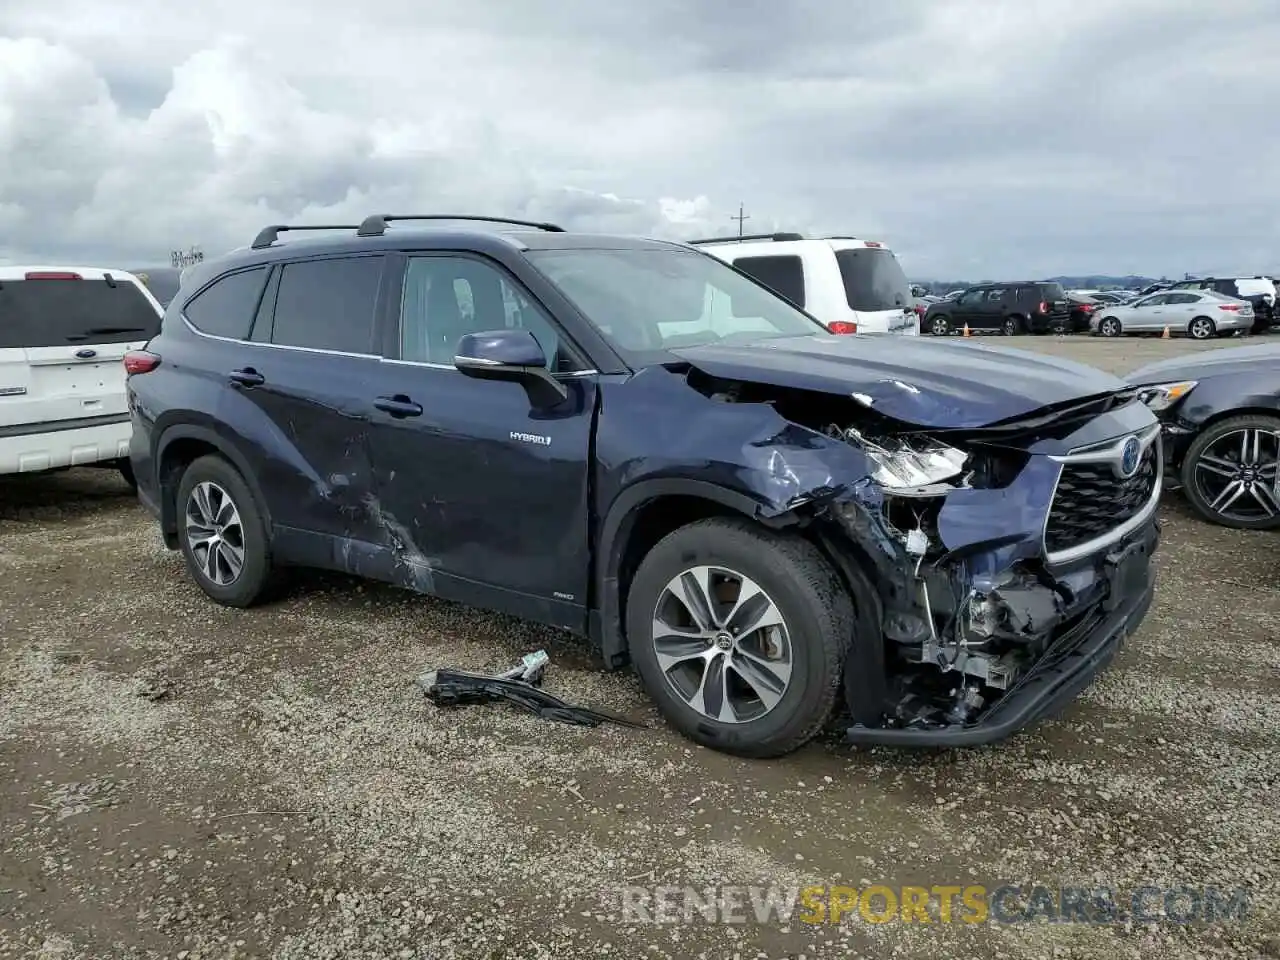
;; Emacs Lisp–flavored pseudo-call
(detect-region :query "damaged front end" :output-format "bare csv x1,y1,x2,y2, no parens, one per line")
813,399,1162,746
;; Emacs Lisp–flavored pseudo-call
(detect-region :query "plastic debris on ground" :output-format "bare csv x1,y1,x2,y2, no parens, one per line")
417,649,647,729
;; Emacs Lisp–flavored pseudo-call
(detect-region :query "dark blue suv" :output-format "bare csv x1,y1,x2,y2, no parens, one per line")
126,215,1162,757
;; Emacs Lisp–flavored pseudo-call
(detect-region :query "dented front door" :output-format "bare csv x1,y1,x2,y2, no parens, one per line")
364,364,596,629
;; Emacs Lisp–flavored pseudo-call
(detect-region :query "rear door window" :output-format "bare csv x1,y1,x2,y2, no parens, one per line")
833,248,910,312
0,275,162,349
183,267,269,340
732,255,806,308
270,256,383,354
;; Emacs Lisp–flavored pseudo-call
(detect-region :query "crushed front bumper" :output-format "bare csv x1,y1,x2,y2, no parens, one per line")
845,518,1158,747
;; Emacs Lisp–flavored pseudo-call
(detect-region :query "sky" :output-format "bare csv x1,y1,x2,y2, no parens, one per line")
1,0,1277,280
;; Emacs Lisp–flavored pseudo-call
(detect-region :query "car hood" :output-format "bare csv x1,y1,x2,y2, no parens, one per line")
669,334,1126,429
1127,342,1280,385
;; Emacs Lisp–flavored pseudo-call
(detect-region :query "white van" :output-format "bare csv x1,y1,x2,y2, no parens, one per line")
690,233,918,335
0,267,164,483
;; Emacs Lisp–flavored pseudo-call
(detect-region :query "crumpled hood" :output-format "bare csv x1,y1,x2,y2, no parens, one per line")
1128,341,1280,385
669,334,1125,429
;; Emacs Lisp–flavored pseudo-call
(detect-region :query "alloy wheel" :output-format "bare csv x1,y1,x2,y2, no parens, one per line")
184,481,246,586
931,318,949,336
651,565,792,724
1100,318,1120,337
1192,428,1280,523
1189,318,1214,340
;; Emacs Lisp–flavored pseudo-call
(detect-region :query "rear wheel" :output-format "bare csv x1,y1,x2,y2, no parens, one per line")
626,518,853,758
1188,316,1216,340
1181,414,1280,530
1098,316,1122,337
929,315,950,336
176,455,273,606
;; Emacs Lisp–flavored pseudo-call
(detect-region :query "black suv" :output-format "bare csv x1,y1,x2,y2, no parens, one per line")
924,282,1071,336
126,215,1161,757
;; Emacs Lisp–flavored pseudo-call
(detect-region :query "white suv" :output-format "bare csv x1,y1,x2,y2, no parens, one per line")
690,233,918,335
0,267,163,484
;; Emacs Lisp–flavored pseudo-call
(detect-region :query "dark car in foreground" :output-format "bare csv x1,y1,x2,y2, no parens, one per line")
1129,342,1280,530
924,281,1072,336
125,215,1161,757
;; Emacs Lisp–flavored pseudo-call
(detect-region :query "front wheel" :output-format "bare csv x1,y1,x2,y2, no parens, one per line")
1187,316,1216,340
1098,316,1122,337
176,454,274,606
1002,315,1023,336
1181,414,1280,530
626,518,853,758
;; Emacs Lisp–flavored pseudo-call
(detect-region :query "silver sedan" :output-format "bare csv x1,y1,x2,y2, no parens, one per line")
1091,290,1254,339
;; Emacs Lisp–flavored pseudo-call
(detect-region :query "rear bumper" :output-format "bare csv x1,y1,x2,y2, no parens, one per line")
0,414,131,475
845,519,1158,748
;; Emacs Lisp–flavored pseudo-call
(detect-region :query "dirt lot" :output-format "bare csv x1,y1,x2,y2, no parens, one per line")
2,336,1277,959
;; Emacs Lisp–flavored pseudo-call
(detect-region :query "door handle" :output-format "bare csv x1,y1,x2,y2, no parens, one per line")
374,394,423,418
229,368,265,387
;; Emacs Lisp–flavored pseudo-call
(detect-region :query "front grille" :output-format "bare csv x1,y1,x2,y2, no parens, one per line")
1044,444,1158,554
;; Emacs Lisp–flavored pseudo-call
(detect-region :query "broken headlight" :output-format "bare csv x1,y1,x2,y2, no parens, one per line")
1135,380,1197,412
864,439,968,488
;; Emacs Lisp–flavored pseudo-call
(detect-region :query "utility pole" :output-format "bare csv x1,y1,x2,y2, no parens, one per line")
731,202,750,239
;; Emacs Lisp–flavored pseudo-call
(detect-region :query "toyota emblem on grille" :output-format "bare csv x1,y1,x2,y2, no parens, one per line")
1118,435,1141,478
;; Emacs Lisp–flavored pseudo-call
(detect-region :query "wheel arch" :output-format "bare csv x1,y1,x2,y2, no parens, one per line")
155,424,272,548
592,479,800,669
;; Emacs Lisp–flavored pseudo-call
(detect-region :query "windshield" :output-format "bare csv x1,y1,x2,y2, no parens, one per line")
0,277,162,349
833,248,910,312
526,247,828,364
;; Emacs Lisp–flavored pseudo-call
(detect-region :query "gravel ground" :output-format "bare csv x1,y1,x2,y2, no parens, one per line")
1,336,1277,960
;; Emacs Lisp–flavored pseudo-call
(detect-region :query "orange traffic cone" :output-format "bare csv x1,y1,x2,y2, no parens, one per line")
1162,325,1171,339
963,323,971,338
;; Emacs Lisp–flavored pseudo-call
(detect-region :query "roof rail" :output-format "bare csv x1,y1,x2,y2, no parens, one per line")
251,224,362,250
355,214,565,237
686,232,805,245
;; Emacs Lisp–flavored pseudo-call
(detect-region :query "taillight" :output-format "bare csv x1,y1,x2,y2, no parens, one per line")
913,304,926,317
1081,304,1095,312
828,321,858,334
124,350,161,374
1218,304,1241,312
863,241,882,248
1038,301,1048,313
24,271,82,280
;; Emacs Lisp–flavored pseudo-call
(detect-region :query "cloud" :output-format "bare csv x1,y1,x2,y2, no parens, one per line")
1,0,1278,278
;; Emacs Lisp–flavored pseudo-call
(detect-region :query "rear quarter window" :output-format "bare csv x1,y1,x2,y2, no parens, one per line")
731,255,806,308
182,267,270,340
0,276,162,349
1034,283,1067,301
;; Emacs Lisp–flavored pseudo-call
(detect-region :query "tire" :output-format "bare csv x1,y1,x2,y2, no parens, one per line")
118,459,138,491
929,315,950,336
1002,315,1024,336
626,517,853,758
1098,316,1122,337
175,454,273,606
1180,413,1280,531
1187,316,1216,340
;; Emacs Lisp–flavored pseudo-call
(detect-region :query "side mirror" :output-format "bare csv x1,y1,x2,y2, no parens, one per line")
453,329,568,408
